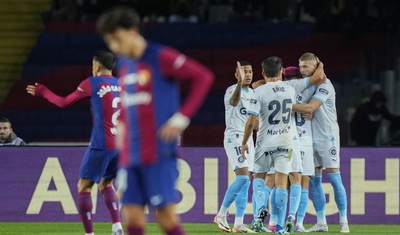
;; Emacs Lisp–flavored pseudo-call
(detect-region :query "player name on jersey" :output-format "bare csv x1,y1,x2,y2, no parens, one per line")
97,85,121,98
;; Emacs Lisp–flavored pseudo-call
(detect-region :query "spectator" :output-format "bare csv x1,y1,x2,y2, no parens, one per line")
169,0,199,23
350,90,400,146
0,118,26,146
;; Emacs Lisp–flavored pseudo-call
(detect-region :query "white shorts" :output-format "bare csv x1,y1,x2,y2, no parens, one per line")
301,145,314,176
254,145,293,175
224,134,254,172
289,138,302,173
313,138,340,168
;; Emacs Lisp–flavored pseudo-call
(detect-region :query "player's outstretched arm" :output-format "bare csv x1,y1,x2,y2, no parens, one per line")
26,82,89,108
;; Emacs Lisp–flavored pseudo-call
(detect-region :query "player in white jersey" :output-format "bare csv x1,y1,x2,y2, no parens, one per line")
214,61,256,233
241,56,296,235
293,53,350,233
260,65,325,232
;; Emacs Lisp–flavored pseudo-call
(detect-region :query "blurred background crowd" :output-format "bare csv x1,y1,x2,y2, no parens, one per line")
1,0,400,147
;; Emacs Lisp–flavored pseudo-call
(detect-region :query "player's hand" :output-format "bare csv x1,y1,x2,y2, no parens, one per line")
26,83,38,96
158,124,182,143
241,143,249,160
252,79,266,89
236,61,245,84
302,112,313,120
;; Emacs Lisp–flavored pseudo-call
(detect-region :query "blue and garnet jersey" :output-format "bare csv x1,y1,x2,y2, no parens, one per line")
78,75,121,150
117,42,214,167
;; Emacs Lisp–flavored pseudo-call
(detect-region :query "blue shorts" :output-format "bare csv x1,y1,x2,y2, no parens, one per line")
80,148,118,184
120,157,178,209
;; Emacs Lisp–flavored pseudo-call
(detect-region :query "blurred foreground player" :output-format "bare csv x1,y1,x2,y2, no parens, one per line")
26,51,123,235
97,7,214,235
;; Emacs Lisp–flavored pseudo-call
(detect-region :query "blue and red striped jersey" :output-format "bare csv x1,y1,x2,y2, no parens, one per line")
117,43,214,167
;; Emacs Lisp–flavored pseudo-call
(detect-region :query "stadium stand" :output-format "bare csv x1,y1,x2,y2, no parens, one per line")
1,17,372,145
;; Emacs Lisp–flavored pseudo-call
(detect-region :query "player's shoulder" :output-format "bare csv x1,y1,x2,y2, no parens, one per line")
225,84,237,93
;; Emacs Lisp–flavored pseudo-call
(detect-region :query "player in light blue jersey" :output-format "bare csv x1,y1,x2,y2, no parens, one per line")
214,61,256,233
293,53,350,233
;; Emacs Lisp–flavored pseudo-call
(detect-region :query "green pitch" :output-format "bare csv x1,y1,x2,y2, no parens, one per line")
0,222,400,234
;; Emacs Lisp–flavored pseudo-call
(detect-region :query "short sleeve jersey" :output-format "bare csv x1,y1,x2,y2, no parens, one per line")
224,84,254,136
247,80,297,147
310,79,339,140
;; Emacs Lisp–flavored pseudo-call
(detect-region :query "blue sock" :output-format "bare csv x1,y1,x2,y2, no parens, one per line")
327,172,347,217
310,174,326,224
296,188,309,225
252,178,266,219
269,187,277,225
288,184,301,217
235,179,250,217
222,175,248,209
275,188,288,228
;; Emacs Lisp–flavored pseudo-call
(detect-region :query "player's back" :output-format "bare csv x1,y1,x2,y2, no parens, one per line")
224,84,254,136
88,75,120,150
250,81,296,147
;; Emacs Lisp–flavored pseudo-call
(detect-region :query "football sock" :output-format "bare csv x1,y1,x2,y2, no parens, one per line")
252,178,266,219
310,174,327,224
327,172,348,224
234,179,250,226
127,225,144,235
288,184,302,217
268,187,277,226
296,188,309,226
78,192,93,233
101,186,121,224
275,188,288,228
218,175,248,216
165,224,186,235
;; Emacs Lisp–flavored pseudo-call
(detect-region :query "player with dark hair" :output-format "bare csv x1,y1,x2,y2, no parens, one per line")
214,60,256,233
97,6,214,235
0,118,26,146
26,51,123,235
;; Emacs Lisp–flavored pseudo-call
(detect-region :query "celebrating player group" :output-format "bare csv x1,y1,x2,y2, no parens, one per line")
214,53,350,234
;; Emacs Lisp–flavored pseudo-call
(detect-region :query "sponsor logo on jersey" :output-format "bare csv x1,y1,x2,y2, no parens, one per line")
267,126,290,135
250,98,257,104
318,88,329,95
264,147,290,156
237,156,245,163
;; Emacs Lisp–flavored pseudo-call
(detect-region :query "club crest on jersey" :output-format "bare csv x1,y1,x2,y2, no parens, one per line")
137,70,151,86
250,99,257,104
273,85,285,93
318,88,329,95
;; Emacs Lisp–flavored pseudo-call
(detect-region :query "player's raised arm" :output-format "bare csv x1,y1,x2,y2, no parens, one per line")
26,80,91,108
228,61,244,107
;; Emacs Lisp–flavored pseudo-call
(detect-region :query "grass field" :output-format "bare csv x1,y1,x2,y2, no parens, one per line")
1,223,400,234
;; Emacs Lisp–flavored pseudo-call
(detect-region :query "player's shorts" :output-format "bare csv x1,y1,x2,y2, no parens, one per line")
119,157,179,208
254,145,293,175
300,145,314,176
79,147,118,184
288,138,302,173
224,134,254,172
313,138,340,168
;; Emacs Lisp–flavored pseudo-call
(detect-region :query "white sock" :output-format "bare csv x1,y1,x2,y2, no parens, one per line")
112,222,122,231
234,216,244,227
218,206,229,217
85,233,94,235
317,216,327,225
340,215,348,224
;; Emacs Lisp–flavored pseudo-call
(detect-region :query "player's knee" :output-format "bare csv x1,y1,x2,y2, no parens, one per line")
77,178,94,193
